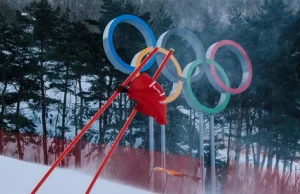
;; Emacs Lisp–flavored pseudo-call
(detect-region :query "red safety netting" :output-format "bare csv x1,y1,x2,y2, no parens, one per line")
1,129,299,194
223,161,300,194
0,129,203,194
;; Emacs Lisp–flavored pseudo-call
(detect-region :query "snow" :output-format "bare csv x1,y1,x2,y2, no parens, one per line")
0,156,153,194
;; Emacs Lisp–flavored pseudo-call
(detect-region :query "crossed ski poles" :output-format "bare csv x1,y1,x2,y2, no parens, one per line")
31,47,174,194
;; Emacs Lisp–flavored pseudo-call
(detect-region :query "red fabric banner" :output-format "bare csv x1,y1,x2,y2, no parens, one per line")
127,73,167,125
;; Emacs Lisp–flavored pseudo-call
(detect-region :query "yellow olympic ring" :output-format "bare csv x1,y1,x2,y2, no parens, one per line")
131,47,183,104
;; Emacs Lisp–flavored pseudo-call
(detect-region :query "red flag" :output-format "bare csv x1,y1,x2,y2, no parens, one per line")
127,73,167,125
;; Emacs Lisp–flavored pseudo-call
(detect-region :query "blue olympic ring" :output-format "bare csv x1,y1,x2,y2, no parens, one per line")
103,14,157,74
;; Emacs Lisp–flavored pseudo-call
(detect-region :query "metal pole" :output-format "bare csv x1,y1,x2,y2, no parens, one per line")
149,117,154,191
161,125,166,189
162,174,169,194
198,111,205,194
149,117,154,151
161,125,166,153
209,115,216,194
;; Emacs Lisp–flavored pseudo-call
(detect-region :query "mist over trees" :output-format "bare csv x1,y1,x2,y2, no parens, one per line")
0,0,300,192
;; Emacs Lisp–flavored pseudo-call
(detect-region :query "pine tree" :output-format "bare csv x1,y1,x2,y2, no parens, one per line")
0,12,13,154
7,11,40,159
0,9,41,158
68,21,103,167
22,0,64,165
245,0,296,170
45,9,75,167
275,10,300,170
220,2,299,188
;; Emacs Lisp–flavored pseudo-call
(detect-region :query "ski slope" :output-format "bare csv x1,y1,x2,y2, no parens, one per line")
0,156,154,194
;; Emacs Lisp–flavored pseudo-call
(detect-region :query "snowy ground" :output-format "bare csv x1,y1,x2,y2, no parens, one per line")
0,156,154,194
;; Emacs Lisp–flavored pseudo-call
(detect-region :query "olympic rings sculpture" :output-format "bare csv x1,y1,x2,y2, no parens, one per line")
103,14,253,114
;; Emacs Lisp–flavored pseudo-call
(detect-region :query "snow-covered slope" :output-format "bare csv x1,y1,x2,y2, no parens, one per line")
0,156,154,194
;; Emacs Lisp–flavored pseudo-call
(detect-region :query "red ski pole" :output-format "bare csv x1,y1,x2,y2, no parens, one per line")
31,47,158,194
85,49,174,194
